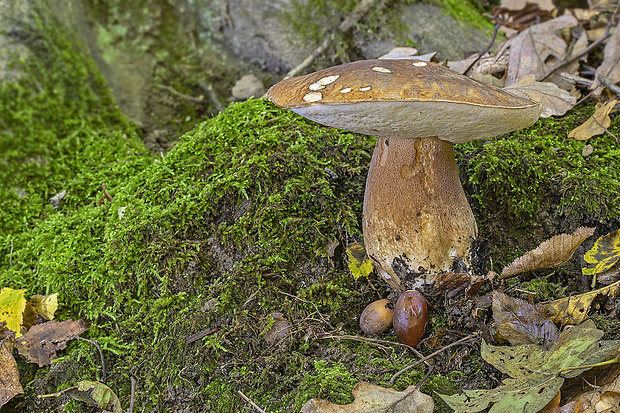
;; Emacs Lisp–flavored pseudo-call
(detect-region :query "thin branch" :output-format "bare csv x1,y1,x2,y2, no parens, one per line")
598,74,620,97
74,336,106,383
156,84,204,104
390,332,480,385
282,0,381,80
320,333,428,363
128,377,136,413
540,26,612,81
237,390,267,413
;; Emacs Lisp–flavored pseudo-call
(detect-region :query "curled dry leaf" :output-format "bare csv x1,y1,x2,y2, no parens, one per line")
500,227,595,279
493,2,554,33
29,293,58,321
568,100,617,140
505,14,579,86
592,22,620,94
0,329,23,409
492,291,559,346
16,319,87,367
301,382,433,413
504,75,577,117
541,279,620,325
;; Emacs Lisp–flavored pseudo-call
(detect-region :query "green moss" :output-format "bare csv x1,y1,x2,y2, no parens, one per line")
458,106,620,223
293,360,358,409
429,0,494,32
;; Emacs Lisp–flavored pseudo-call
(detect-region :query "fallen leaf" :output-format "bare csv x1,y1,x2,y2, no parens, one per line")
500,227,595,279
568,100,617,140
301,382,433,413
0,328,23,408
541,280,620,325
440,320,615,413
592,22,620,94
0,288,27,336
29,293,58,321
346,242,373,278
493,2,554,33
74,381,122,413
15,319,87,367
504,75,577,117
492,291,559,347
505,14,579,86
582,228,620,278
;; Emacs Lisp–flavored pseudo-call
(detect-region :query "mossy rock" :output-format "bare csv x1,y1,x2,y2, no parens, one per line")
2,4,620,413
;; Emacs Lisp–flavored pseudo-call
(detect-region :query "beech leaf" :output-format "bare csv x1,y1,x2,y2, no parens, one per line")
16,319,87,367
500,227,595,279
503,75,576,117
301,382,433,413
592,22,620,94
505,14,578,85
568,100,617,140
440,320,611,413
491,291,559,346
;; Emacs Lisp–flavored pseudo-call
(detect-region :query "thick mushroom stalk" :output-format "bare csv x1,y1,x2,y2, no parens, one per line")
363,137,477,289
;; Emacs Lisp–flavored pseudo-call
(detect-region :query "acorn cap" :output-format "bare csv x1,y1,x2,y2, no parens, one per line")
267,59,541,143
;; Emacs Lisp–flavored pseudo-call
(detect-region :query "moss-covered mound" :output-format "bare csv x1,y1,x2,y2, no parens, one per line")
2,7,620,413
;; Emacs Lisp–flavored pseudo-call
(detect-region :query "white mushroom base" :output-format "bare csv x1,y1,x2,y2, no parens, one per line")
362,136,478,291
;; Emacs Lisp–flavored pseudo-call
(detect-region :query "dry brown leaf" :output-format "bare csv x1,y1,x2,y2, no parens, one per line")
542,280,620,325
561,363,620,411
504,75,576,117
301,382,433,413
492,291,560,346
568,100,617,140
15,319,87,367
500,227,595,279
592,22,620,94
0,327,23,408
501,0,555,11
493,2,554,33
505,14,579,86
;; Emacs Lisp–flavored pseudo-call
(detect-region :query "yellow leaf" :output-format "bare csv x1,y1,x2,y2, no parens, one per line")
567,99,616,140
30,293,58,321
582,229,620,278
541,280,620,325
0,288,27,337
346,242,374,278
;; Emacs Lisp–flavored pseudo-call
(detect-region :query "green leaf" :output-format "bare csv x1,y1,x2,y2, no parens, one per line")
0,288,27,336
439,320,610,413
76,381,122,413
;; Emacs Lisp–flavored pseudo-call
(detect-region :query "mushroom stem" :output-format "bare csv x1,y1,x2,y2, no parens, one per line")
363,137,478,290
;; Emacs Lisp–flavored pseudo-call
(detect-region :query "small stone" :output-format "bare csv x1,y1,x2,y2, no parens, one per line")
582,144,594,157
231,74,264,100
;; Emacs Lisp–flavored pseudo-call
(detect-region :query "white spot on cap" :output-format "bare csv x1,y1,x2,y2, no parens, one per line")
309,75,340,91
359,86,372,91
339,87,352,93
303,91,323,103
412,61,427,67
372,66,392,73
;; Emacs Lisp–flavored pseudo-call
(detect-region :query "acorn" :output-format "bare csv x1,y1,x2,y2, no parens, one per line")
393,290,428,347
360,299,394,334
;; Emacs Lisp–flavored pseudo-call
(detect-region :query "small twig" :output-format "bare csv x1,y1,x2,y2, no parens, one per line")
237,390,267,413
282,0,381,80
156,84,204,104
593,113,619,143
198,82,224,113
277,290,333,329
128,376,136,413
320,333,428,363
38,386,78,399
186,327,219,344
390,332,479,385
9,238,13,268
463,24,501,75
74,336,106,383
598,74,620,97
541,26,612,81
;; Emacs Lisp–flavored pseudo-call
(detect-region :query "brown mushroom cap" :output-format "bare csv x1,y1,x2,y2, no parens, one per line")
267,59,541,143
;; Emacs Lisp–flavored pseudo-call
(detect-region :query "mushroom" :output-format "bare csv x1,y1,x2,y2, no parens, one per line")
267,59,541,289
